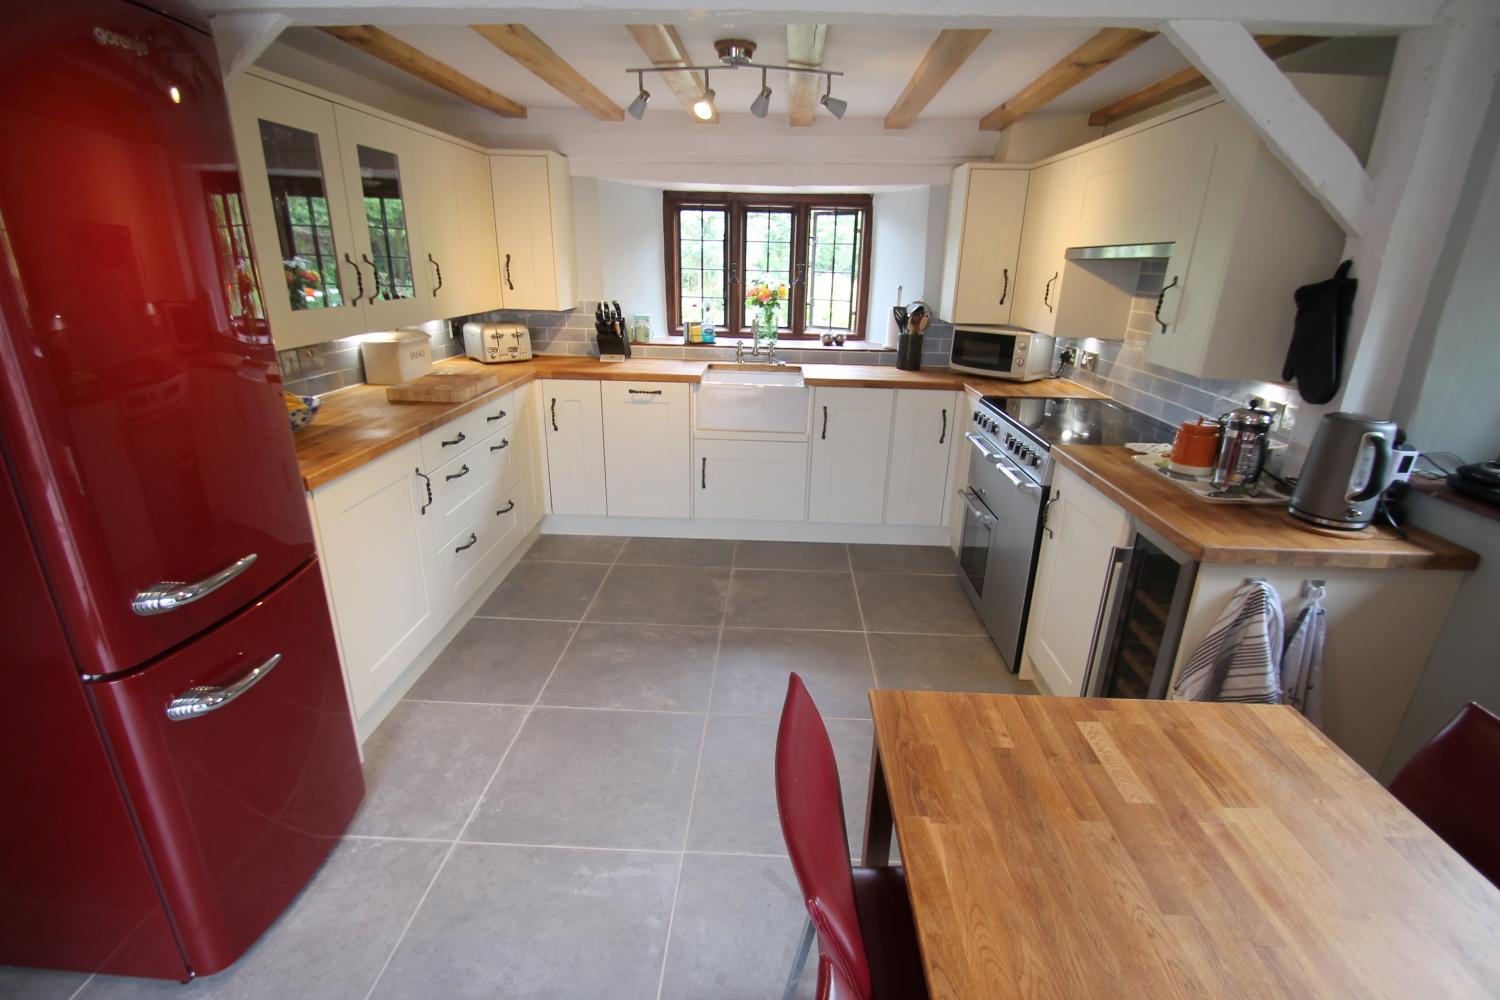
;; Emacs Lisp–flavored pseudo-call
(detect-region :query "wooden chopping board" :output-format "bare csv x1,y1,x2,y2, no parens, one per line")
385,371,499,404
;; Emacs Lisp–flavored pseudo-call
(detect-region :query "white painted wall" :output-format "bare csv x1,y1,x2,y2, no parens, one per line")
866,188,935,342
595,180,669,337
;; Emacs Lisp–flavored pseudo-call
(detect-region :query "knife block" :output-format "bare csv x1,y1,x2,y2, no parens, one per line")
596,328,631,361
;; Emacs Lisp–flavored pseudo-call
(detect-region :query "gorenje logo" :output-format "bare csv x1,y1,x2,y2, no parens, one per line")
94,27,149,57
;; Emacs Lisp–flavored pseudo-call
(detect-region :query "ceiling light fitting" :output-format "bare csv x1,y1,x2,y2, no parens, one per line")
625,37,845,120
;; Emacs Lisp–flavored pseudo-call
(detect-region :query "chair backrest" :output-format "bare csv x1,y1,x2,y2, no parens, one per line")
776,673,872,1000
1389,702,1500,888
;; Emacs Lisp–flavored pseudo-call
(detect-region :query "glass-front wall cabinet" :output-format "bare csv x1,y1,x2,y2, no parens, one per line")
259,120,344,315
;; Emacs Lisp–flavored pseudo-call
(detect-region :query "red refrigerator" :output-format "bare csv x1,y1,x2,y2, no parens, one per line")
0,0,364,981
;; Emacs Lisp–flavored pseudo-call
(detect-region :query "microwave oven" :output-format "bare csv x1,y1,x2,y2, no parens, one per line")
948,325,1055,381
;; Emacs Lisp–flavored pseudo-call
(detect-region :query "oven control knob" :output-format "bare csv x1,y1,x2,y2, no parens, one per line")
1029,453,1041,468
972,411,980,424
1004,433,1014,446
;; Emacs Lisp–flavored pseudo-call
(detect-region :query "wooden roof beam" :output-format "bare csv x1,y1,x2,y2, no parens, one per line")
786,24,829,127
1087,35,1327,127
320,25,526,118
979,28,1156,132
471,25,622,122
883,29,990,130
625,24,717,124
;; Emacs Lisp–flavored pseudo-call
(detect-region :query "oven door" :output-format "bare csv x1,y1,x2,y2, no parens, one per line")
949,327,1020,376
957,488,996,602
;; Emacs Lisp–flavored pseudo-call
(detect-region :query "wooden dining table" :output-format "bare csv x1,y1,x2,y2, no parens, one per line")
862,691,1500,999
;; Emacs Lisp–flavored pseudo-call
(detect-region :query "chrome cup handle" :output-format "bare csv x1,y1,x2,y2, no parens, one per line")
132,554,257,616
166,653,281,722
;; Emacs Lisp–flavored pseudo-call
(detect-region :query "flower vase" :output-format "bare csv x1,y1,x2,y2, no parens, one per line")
754,312,778,348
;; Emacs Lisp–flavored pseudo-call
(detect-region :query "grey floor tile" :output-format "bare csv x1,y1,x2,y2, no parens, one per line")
0,967,88,1000
687,715,872,856
465,707,704,850
660,853,817,1000
370,844,677,1000
78,839,446,1000
869,633,1035,695
349,701,526,840
476,560,608,621
540,623,718,712
725,570,862,631
407,618,576,704
848,543,958,574
523,534,625,563
734,540,849,572
855,572,987,635
713,628,873,719
586,564,730,626
617,536,735,567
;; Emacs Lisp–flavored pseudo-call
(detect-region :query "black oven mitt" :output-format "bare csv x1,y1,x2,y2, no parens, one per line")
1282,259,1356,404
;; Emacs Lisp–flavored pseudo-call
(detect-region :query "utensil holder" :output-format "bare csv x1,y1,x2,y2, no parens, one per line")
896,332,924,371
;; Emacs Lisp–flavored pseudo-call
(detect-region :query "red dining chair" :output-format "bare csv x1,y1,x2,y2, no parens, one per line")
1389,702,1500,888
775,673,929,1000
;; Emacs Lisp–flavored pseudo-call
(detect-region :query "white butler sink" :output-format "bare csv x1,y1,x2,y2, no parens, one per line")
696,364,809,433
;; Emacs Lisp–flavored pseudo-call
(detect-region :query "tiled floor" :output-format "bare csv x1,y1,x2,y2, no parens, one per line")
8,537,1033,1000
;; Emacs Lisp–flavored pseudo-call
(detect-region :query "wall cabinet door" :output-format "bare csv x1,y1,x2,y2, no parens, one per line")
1025,464,1132,697
942,167,1029,325
602,382,690,518
808,388,895,524
229,76,363,349
1072,111,1210,250
412,135,502,318
310,441,439,718
491,153,576,312
693,440,808,521
541,379,605,515
885,390,958,526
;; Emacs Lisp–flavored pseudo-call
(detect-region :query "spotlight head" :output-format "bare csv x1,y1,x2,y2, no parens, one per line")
628,88,650,120
750,69,771,119
692,88,717,121
820,92,847,119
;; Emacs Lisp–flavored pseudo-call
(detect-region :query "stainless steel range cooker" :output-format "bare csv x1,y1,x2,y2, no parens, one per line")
957,394,1174,672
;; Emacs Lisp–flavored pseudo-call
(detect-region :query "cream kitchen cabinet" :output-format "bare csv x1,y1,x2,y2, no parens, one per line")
939,166,1030,325
309,440,440,718
693,439,808,521
490,152,577,312
809,388,895,525
412,133,502,318
541,379,606,515
1010,156,1082,336
602,382,690,518
885,390,959,526
1023,463,1133,697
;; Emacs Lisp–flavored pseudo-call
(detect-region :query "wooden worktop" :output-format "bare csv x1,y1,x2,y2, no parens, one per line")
1053,444,1478,571
866,691,1500,1000
292,356,1102,490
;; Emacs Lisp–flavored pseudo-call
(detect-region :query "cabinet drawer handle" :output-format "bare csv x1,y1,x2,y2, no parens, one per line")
550,398,558,431
132,553,258,616
1044,271,1058,314
491,439,509,452
998,267,1008,305
486,409,507,422
821,405,828,440
343,252,364,307
416,467,433,515
496,500,515,516
428,253,443,297
1155,275,1180,333
166,652,281,721
455,532,478,553
441,431,466,448
701,456,707,489
504,253,513,291
445,464,470,482
628,388,662,396
939,408,948,444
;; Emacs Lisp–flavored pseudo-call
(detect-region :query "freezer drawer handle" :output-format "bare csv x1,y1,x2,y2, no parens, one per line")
132,554,258,617
166,652,281,722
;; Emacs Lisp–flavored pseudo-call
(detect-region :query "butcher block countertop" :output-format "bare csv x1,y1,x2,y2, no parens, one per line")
292,356,1103,489
1053,445,1479,571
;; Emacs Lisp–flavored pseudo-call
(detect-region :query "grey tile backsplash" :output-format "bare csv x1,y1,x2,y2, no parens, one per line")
1053,261,1297,444
277,319,464,397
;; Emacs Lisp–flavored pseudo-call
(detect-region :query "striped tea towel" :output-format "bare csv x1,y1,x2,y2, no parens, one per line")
1173,579,1284,703
1281,591,1326,724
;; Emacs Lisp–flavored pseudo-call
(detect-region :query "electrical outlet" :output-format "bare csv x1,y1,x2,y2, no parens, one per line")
279,351,300,377
1276,403,1296,435
1078,350,1098,372
298,348,317,369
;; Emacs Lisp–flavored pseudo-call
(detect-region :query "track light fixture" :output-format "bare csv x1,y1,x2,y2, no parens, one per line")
627,71,649,120
625,38,844,122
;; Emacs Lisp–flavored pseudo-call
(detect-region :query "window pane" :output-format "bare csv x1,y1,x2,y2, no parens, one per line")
703,240,723,270
742,209,794,331
805,207,865,332
677,207,727,332
746,212,768,242
357,145,413,301
681,241,702,269
681,211,701,240
682,269,702,295
258,119,342,312
703,212,725,239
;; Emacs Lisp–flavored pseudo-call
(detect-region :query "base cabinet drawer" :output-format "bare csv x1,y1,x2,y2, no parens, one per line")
437,490,525,611
428,426,521,546
419,390,514,470
693,440,808,521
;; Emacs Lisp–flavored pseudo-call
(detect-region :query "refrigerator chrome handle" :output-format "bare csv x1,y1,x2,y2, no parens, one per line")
166,652,281,722
132,554,258,616
1081,546,1131,696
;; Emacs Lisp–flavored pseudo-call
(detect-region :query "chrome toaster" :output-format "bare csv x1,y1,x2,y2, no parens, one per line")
462,322,532,364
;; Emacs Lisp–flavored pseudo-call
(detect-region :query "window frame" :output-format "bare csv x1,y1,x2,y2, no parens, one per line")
663,191,874,341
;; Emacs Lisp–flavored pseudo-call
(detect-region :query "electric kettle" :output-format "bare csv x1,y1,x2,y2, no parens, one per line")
1290,412,1412,530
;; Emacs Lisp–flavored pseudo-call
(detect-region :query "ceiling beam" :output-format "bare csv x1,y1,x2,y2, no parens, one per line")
1087,35,1327,127
625,24,717,124
883,29,990,130
319,25,526,118
211,12,289,83
979,28,1156,132
471,25,623,122
786,24,829,127
1161,20,1369,235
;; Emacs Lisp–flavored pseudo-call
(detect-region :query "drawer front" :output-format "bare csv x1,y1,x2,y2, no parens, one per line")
436,486,525,609
429,427,521,546
418,389,515,469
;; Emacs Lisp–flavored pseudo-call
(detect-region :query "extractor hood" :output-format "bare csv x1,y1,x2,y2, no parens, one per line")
1065,243,1174,261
